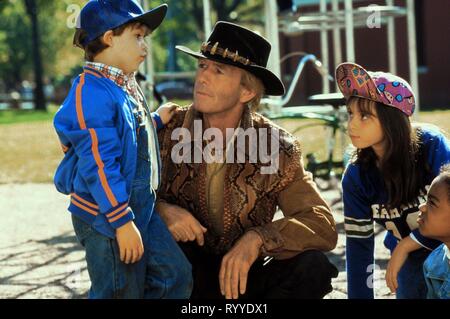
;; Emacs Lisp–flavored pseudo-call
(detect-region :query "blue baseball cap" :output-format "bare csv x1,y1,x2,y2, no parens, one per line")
75,0,168,47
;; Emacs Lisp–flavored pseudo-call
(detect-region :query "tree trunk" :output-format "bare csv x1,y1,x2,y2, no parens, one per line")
24,0,46,110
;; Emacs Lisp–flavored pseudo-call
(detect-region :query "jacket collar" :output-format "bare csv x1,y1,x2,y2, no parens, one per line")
179,104,255,156
84,62,143,106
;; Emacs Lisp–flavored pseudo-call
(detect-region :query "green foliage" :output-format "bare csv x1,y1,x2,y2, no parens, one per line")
147,0,263,73
0,0,263,91
0,0,31,89
0,0,85,91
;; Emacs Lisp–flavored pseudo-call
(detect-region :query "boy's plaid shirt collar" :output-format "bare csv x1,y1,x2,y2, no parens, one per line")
85,62,143,104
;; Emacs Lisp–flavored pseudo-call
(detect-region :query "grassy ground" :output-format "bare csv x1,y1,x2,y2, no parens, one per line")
0,105,60,125
0,108,449,184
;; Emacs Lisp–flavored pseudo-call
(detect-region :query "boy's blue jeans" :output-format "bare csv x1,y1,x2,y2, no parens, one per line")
72,124,192,299
72,207,192,299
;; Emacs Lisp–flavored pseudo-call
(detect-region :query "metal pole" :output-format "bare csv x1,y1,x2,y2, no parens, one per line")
203,0,212,39
406,0,420,113
265,0,282,80
386,0,397,74
265,0,282,112
344,0,355,62
264,54,320,108
331,0,342,91
141,0,155,110
320,0,330,93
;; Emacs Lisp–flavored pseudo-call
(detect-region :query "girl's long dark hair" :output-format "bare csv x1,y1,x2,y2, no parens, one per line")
350,97,429,209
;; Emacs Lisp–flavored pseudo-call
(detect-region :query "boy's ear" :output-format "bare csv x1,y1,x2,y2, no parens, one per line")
101,30,114,47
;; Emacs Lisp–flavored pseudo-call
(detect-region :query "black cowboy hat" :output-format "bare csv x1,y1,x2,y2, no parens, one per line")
176,21,285,96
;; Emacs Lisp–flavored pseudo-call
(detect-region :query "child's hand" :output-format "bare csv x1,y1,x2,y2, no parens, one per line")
116,220,144,264
156,102,177,125
385,236,421,294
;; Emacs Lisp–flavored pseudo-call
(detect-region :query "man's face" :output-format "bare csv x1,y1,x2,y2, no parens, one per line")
418,176,450,241
109,24,150,74
193,58,246,115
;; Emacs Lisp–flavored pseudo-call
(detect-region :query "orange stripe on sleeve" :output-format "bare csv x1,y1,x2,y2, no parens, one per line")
76,74,87,130
108,208,131,223
71,199,99,216
73,71,119,211
71,193,99,209
106,203,128,218
88,128,119,207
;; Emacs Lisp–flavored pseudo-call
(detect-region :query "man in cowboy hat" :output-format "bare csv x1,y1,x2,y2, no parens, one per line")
156,21,338,299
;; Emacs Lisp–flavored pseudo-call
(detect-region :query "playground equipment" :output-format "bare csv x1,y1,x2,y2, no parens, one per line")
264,0,420,109
259,53,348,186
260,0,420,185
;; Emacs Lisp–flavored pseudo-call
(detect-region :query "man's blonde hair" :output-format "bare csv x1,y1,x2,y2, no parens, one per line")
240,69,265,111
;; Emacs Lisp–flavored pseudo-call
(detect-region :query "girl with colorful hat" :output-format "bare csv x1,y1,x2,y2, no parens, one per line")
335,62,450,298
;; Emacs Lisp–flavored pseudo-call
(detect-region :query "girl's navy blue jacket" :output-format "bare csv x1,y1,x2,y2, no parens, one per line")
343,126,450,298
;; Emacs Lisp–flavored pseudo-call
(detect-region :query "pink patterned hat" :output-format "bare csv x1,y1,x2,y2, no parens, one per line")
335,62,416,116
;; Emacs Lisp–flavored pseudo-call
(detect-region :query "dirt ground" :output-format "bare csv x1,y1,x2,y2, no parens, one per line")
0,183,394,299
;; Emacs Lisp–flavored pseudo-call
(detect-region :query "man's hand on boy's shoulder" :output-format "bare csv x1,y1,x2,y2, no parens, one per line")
156,102,178,125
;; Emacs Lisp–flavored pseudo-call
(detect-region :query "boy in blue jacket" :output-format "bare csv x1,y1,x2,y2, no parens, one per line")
418,165,450,299
53,0,192,299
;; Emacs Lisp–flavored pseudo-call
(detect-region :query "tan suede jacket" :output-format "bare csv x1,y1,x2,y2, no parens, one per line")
157,105,337,259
